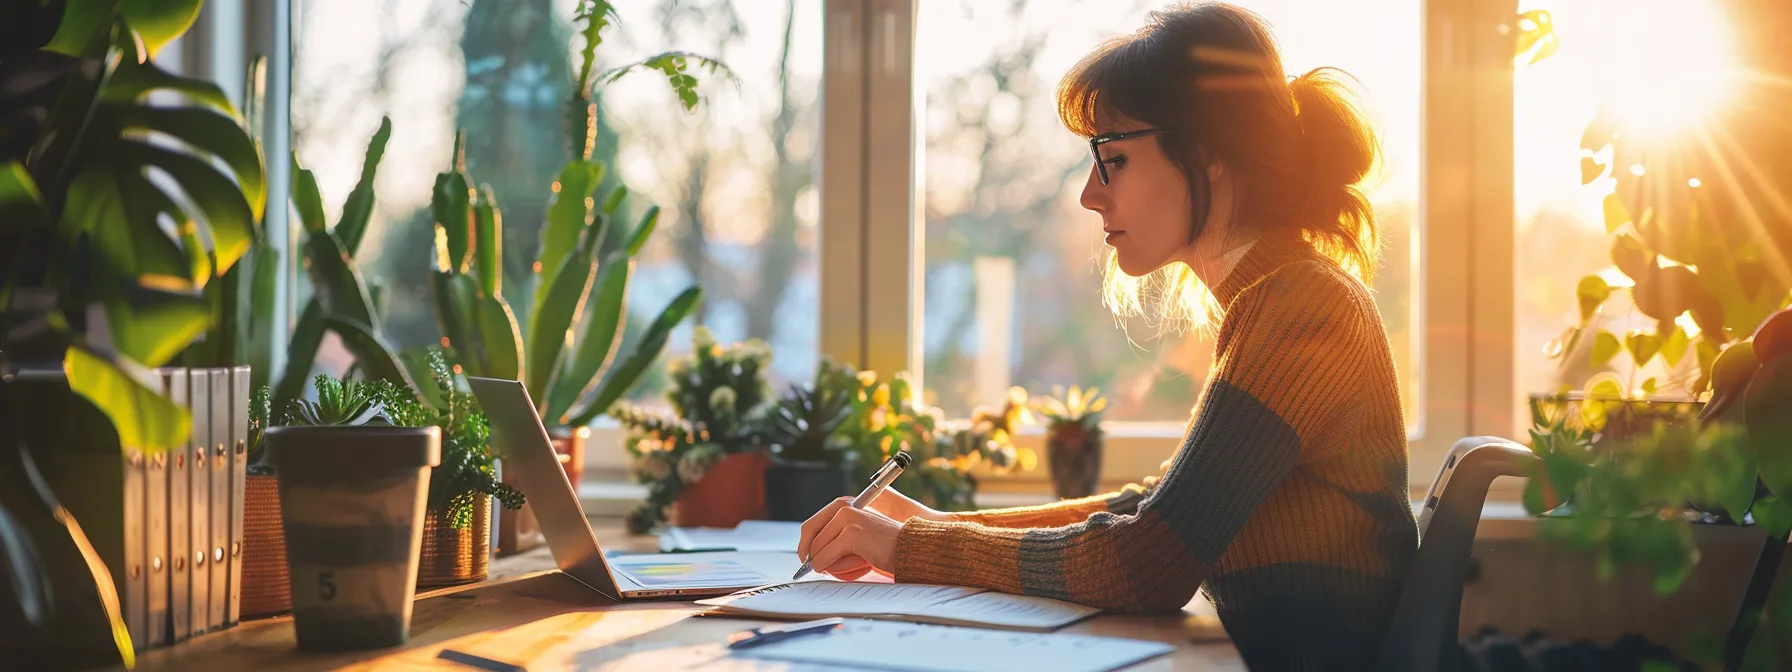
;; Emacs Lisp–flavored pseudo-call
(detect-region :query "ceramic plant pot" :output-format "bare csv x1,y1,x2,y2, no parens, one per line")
672,451,770,528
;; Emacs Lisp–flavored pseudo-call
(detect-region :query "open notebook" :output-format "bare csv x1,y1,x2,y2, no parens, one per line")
695,580,1100,632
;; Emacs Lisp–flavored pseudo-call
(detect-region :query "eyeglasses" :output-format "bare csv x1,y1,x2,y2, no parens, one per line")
1088,129,1166,186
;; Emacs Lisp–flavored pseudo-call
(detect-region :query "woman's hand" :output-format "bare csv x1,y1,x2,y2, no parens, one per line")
860,487,953,524
796,497,911,579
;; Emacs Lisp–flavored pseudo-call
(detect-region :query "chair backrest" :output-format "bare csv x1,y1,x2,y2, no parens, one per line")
1378,437,1538,672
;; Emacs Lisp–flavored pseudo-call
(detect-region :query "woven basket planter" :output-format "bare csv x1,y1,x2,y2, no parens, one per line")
416,496,491,588
239,473,291,618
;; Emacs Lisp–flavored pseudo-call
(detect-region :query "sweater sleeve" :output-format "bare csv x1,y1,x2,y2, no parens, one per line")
893,262,1374,612
956,482,1152,529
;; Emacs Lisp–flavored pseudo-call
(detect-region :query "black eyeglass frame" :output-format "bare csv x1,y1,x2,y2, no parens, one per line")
1088,128,1167,186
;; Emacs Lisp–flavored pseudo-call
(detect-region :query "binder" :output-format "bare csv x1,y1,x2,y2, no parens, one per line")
168,369,193,642
148,369,186,647
122,442,146,650
187,373,211,635
227,366,250,626
208,368,230,632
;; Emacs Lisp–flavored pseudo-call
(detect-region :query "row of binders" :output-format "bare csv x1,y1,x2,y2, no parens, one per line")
115,367,253,649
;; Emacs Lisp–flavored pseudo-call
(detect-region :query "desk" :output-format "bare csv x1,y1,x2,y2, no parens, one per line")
132,519,1243,671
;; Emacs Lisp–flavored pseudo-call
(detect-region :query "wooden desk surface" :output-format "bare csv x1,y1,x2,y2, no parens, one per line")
132,520,1243,671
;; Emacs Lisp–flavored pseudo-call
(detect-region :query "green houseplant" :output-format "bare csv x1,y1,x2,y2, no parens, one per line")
615,328,773,532
265,374,439,652
371,349,523,586
834,368,1035,513
1,0,266,664
761,359,860,521
1036,385,1107,499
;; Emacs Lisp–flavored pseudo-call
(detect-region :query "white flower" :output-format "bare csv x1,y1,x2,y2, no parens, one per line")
710,386,737,415
678,451,712,482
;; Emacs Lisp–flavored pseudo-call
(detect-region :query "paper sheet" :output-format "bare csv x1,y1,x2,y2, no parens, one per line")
660,520,803,553
732,619,1173,672
699,581,1100,631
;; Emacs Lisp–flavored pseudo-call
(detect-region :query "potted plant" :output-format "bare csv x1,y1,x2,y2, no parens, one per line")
238,385,291,619
2,0,266,663
615,328,774,532
1036,385,1108,499
833,368,1036,512
372,349,524,587
761,360,860,521
266,375,439,651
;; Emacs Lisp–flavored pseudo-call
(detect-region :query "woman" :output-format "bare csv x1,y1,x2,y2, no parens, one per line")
796,2,1416,668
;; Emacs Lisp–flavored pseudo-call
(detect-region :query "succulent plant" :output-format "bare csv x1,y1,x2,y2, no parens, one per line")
1035,385,1108,436
764,360,857,464
284,375,385,427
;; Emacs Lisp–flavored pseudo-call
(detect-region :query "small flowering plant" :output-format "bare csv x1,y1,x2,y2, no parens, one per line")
614,327,774,533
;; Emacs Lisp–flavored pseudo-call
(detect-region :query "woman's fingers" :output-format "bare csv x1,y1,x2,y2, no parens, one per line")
796,497,854,561
807,505,859,563
822,554,872,581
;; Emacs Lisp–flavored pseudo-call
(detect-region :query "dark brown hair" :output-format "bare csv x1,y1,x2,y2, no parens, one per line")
1059,2,1382,295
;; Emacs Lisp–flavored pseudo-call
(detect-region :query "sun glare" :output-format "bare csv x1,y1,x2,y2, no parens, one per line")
1595,0,1738,138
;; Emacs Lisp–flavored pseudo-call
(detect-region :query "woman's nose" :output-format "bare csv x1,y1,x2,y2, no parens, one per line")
1079,163,1108,213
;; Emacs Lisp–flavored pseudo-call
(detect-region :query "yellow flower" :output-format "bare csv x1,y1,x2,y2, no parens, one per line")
857,370,879,387
872,383,891,408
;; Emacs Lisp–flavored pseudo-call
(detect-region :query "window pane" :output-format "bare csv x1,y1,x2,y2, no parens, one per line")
293,0,822,402
1513,0,1738,409
918,1,1421,425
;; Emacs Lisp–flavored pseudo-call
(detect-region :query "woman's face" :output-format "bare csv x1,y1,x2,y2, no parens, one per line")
1078,125,1201,277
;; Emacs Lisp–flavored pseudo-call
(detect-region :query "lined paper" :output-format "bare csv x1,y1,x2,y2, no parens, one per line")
698,581,1099,631
733,619,1173,672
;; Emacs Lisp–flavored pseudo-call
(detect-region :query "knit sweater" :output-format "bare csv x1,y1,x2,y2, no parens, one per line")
894,230,1417,670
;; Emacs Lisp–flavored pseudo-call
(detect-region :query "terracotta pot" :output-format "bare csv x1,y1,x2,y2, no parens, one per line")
1048,428,1104,500
672,451,770,528
417,496,491,588
498,427,586,556
239,473,291,618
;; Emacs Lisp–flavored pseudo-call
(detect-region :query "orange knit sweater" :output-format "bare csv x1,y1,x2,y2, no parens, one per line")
894,230,1417,670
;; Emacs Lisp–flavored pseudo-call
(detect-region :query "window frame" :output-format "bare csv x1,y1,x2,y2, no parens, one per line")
256,0,1531,496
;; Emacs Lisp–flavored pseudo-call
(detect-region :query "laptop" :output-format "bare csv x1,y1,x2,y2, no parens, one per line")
466,376,799,599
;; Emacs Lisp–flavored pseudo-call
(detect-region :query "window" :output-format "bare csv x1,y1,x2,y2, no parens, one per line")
916,0,1422,427
290,0,823,402
1512,0,1740,416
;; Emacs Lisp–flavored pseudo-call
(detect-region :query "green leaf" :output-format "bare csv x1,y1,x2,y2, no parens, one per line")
303,231,377,328
66,167,189,283
1612,234,1650,282
118,140,255,273
1640,377,1658,398
546,254,633,423
246,243,279,391
625,205,661,256
119,0,204,57
1591,330,1621,366
335,116,391,254
602,185,629,217
1577,274,1611,324
104,286,209,367
525,239,600,407
272,301,324,416
65,345,190,452
1626,329,1662,368
290,156,327,234
430,270,478,371
113,104,266,221
1745,357,1792,501
0,500,48,627
321,314,414,389
1661,324,1690,367
1580,156,1605,185
474,184,501,297
474,294,523,382
536,161,603,316
0,162,49,228
1515,10,1556,61
1602,192,1631,234
1754,495,1792,540
566,286,702,427
431,136,473,274
102,50,234,113
46,0,116,56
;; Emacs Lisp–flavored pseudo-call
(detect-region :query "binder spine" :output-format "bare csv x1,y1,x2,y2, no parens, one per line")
208,369,230,632
168,369,192,642
187,374,211,635
227,366,250,626
148,369,184,647
123,445,146,650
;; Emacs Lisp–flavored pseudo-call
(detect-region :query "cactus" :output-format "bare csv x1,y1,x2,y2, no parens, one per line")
429,134,701,428
272,117,417,415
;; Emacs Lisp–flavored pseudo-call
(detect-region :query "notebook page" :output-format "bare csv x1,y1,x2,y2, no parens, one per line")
708,581,980,617
732,619,1173,672
918,589,1100,630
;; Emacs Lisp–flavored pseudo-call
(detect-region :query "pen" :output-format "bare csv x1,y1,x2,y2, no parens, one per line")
726,617,846,650
792,451,911,580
